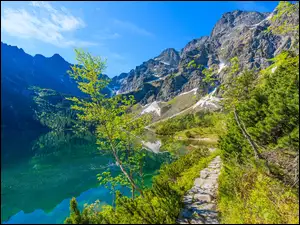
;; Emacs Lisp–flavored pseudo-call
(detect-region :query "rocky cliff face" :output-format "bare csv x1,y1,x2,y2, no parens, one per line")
110,3,299,105
110,48,180,95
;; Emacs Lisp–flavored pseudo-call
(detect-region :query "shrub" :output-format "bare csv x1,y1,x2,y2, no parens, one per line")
65,147,218,224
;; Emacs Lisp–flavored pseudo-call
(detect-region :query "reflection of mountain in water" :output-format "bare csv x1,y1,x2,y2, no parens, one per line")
142,140,162,154
1,129,172,224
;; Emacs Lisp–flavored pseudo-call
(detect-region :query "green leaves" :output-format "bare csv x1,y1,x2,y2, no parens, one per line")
67,49,150,204
269,1,298,35
68,49,110,98
219,51,299,188
202,65,218,87
97,169,130,194
65,147,213,224
221,57,258,111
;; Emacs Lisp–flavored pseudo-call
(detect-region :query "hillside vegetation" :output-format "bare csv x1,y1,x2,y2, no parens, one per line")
64,49,299,224
64,2,299,224
217,50,299,224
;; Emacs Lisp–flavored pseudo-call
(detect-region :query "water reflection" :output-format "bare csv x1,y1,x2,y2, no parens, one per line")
141,129,190,157
1,128,173,223
142,140,162,154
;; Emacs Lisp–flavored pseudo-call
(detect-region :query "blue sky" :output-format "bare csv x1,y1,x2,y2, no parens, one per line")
1,1,279,77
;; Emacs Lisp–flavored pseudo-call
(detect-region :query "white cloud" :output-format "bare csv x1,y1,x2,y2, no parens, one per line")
113,19,154,37
29,1,53,10
1,1,96,48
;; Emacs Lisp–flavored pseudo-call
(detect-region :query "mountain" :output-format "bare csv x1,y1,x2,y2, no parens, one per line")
1,43,110,130
1,3,298,128
109,48,180,95
1,43,83,96
110,4,299,105
1,43,72,130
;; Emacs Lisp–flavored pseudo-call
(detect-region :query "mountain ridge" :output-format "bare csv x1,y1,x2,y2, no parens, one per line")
1,3,298,129
109,4,298,104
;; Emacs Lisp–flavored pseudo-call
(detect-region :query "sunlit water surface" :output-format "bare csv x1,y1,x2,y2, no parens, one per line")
1,129,180,224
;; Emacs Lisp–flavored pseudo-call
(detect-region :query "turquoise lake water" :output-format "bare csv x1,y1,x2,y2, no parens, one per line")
1,129,174,224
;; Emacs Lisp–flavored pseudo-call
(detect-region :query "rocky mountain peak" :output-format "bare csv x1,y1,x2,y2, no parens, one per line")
154,48,180,66
1,42,27,57
51,53,64,59
180,36,209,58
211,10,269,38
34,54,45,59
110,3,298,105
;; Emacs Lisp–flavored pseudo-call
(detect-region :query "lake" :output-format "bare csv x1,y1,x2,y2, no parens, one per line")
1,128,181,224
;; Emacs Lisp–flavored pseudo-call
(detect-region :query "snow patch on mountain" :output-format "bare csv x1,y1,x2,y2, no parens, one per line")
193,87,220,110
178,88,198,96
249,14,273,30
141,140,162,153
160,61,170,66
218,62,227,73
141,101,161,116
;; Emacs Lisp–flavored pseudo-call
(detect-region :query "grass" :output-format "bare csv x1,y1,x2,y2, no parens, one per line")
217,160,299,224
174,127,219,140
176,149,221,191
130,103,143,114
167,97,177,105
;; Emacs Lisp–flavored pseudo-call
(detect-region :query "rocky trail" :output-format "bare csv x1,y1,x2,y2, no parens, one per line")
177,155,222,224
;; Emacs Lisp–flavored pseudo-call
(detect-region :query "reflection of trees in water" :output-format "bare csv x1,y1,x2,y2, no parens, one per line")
142,149,173,173
29,86,100,165
141,129,188,156
30,130,98,167
30,86,77,131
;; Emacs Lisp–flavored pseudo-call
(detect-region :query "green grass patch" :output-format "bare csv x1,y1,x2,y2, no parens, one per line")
217,159,299,224
167,97,177,105
175,127,219,139
154,112,226,137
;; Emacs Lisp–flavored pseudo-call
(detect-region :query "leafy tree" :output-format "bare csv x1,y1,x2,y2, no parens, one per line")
218,48,299,223
97,170,129,206
220,57,256,109
219,57,264,160
268,1,299,50
269,1,299,35
67,49,150,197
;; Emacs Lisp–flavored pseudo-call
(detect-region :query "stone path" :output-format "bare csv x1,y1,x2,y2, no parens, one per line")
177,156,222,224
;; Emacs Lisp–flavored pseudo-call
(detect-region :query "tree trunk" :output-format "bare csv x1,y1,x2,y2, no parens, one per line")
127,137,136,200
233,108,261,159
112,187,115,208
104,124,144,197
131,185,135,200
111,149,144,197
